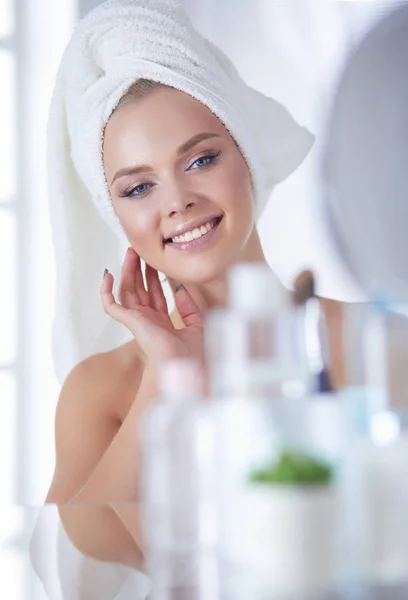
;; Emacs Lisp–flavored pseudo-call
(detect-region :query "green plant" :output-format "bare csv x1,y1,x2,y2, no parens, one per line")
249,448,332,486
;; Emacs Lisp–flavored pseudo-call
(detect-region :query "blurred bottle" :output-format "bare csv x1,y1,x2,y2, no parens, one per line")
206,262,306,401
364,303,408,412
338,302,408,437
338,408,408,599
140,358,218,600
337,304,408,598
205,263,333,599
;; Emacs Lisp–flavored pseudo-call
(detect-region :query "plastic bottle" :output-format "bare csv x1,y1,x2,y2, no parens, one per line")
337,304,408,598
140,358,218,600
206,263,322,600
206,262,307,400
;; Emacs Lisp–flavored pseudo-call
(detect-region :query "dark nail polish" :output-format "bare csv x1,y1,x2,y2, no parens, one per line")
175,284,186,293
103,268,108,280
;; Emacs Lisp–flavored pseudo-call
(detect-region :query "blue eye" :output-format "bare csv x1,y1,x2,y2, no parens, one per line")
120,151,221,198
133,183,150,195
192,156,211,168
121,182,152,198
189,151,221,171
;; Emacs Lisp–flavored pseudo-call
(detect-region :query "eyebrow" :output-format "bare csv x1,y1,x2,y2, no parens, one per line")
110,132,222,185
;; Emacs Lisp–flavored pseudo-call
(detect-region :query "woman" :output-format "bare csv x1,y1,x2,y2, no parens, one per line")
38,0,344,580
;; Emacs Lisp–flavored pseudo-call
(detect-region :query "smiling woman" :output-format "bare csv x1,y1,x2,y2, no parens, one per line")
37,0,314,588
103,82,256,285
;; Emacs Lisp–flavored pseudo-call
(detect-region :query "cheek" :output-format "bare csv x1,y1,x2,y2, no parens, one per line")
113,202,158,248
221,159,254,216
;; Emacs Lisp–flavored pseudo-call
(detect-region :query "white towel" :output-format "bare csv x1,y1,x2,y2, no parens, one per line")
29,504,151,600
48,0,314,383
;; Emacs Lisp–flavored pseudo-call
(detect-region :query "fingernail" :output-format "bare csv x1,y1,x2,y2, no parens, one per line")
175,284,186,293
103,268,108,281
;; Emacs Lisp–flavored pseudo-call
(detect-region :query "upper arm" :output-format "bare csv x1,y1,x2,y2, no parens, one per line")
45,356,121,504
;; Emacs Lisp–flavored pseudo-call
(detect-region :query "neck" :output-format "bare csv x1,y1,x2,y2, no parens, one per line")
170,227,267,323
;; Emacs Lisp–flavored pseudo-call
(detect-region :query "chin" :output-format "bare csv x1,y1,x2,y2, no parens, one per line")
168,251,235,285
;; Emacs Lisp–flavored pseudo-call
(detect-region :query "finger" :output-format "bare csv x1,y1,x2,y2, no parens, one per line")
102,270,172,352
174,284,203,328
118,248,140,309
101,271,136,329
133,250,150,307
145,265,168,313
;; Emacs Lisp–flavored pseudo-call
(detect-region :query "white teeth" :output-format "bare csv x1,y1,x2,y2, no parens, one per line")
171,218,218,243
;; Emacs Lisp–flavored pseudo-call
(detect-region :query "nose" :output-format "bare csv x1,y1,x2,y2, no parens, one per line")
160,184,198,218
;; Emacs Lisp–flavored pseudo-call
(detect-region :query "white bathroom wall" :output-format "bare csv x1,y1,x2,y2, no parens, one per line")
0,0,76,506
183,0,404,301
1,0,76,595
79,0,399,301
15,0,77,506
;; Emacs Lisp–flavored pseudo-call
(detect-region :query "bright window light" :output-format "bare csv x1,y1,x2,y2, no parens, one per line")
0,0,13,38
0,50,16,200
0,210,17,365
0,372,17,503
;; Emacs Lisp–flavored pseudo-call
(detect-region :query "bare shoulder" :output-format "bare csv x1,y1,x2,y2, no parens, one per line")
61,341,144,421
46,341,144,503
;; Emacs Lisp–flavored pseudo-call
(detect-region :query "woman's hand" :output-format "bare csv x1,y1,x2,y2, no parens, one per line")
100,247,204,365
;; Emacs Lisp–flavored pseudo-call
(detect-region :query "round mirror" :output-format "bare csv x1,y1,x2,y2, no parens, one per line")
322,5,408,302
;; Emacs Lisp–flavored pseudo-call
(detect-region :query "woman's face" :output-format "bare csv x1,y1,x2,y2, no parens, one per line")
103,86,255,284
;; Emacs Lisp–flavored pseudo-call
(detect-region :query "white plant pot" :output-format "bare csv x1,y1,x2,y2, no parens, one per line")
243,485,337,599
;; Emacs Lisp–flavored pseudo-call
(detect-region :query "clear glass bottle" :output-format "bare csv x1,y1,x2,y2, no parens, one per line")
206,262,307,400
140,358,218,600
206,263,337,600
337,304,408,598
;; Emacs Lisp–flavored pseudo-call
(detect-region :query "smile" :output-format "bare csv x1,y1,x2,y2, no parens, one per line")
171,217,220,243
165,215,223,251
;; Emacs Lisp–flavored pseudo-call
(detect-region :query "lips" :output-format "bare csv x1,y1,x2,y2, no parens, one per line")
164,215,223,252
164,215,223,244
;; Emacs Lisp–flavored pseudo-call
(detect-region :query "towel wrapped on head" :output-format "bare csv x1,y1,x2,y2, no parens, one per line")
48,0,314,383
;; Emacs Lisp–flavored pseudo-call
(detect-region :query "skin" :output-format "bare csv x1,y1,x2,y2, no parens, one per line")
103,86,266,316
97,86,268,369
35,86,346,581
